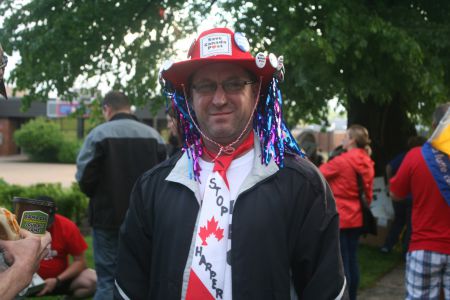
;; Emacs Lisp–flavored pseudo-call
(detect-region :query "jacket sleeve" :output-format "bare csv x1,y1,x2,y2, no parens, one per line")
319,156,341,180
75,132,103,197
114,177,152,300
291,174,348,300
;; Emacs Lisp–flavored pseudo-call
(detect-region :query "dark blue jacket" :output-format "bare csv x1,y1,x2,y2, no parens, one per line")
115,140,347,300
76,113,166,229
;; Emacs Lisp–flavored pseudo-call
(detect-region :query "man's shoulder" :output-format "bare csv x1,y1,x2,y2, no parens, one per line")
282,154,326,189
88,118,160,141
403,146,424,164
138,153,181,184
54,213,77,227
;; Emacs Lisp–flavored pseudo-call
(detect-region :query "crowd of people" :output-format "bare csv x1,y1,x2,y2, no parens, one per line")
1,27,449,300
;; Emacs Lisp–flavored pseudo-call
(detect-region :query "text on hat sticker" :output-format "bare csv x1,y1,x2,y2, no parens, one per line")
200,33,232,58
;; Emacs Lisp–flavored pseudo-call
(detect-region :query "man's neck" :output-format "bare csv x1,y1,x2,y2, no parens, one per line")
107,109,131,121
201,130,254,162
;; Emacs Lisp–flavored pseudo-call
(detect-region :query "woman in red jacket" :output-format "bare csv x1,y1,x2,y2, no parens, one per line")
320,124,375,300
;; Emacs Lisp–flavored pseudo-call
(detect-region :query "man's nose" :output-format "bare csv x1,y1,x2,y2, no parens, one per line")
211,85,227,106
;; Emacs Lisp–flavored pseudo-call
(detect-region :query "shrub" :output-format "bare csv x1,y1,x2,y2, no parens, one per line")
0,179,88,225
14,117,64,162
57,139,82,164
14,117,82,163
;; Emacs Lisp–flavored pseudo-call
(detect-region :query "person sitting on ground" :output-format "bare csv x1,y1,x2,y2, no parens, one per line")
33,196,96,298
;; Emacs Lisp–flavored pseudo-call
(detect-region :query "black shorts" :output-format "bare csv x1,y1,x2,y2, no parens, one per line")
28,278,73,297
49,278,73,295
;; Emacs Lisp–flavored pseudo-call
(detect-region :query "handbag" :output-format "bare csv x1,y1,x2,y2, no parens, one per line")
355,172,377,235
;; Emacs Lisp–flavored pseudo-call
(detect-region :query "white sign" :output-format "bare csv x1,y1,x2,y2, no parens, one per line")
200,33,232,58
370,176,394,227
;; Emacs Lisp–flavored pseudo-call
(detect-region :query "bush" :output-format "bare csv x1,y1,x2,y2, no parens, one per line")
14,117,81,163
57,139,82,163
0,179,88,225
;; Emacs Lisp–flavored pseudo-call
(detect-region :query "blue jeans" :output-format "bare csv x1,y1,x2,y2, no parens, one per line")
340,228,361,300
93,228,119,300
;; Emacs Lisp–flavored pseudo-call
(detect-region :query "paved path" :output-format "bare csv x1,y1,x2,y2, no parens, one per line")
0,155,76,188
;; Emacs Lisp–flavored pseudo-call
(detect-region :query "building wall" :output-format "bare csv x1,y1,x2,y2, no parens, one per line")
0,118,19,155
315,131,346,154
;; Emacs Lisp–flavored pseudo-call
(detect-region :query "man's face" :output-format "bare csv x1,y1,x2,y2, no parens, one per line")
191,63,257,145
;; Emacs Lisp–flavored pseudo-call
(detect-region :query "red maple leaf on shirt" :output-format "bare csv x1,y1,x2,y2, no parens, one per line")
199,216,224,246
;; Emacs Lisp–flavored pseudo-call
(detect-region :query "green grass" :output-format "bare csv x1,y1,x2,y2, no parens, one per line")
29,236,402,298
358,243,403,290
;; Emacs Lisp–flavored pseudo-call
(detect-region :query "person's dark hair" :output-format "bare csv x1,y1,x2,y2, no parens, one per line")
102,91,130,111
35,195,56,212
35,195,56,228
407,135,427,149
348,124,371,149
432,103,450,128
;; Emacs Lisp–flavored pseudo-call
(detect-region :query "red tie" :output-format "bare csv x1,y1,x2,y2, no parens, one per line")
203,131,254,188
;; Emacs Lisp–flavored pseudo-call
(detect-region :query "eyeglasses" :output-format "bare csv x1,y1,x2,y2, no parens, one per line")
0,55,8,69
192,79,256,96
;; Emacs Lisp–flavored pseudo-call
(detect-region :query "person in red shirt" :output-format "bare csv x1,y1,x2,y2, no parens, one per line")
34,196,96,298
390,103,450,299
320,124,375,300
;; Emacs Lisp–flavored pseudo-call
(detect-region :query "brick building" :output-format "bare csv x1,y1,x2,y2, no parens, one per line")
0,97,166,156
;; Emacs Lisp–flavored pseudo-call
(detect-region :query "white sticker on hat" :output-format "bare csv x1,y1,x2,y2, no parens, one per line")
269,53,278,68
277,55,284,71
200,33,232,58
255,52,266,68
234,32,250,52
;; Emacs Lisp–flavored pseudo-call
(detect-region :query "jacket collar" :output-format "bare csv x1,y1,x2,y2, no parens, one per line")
110,112,138,122
165,132,279,202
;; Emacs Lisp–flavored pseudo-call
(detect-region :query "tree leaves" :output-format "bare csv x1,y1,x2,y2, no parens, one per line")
219,0,450,125
0,0,206,110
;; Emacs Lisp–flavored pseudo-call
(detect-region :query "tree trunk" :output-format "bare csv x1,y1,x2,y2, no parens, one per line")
347,94,416,176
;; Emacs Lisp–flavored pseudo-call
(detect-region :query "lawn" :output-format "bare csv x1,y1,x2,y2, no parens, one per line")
29,237,402,299
358,243,403,290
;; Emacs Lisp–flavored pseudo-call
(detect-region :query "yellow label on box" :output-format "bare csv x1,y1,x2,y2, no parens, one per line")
20,210,48,235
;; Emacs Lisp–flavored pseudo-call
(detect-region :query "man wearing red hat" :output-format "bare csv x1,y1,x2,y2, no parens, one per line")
115,28,346,300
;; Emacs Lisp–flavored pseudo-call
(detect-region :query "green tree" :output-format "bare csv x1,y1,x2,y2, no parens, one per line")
219,0,450,174
0,0,209,113
3,1,450,173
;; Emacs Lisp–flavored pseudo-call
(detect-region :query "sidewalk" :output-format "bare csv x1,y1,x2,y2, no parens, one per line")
0,155,76,188
358,262,405,299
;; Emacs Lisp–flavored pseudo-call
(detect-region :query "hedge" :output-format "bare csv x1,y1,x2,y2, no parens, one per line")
13,117,81,163
0,178,88,225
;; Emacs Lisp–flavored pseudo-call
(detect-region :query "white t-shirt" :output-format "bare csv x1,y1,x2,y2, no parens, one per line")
198,149,255,201
197,149,254,300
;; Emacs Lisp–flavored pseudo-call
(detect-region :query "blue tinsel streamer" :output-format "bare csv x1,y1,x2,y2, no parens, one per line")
163,86,202,181
255,78,304,167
